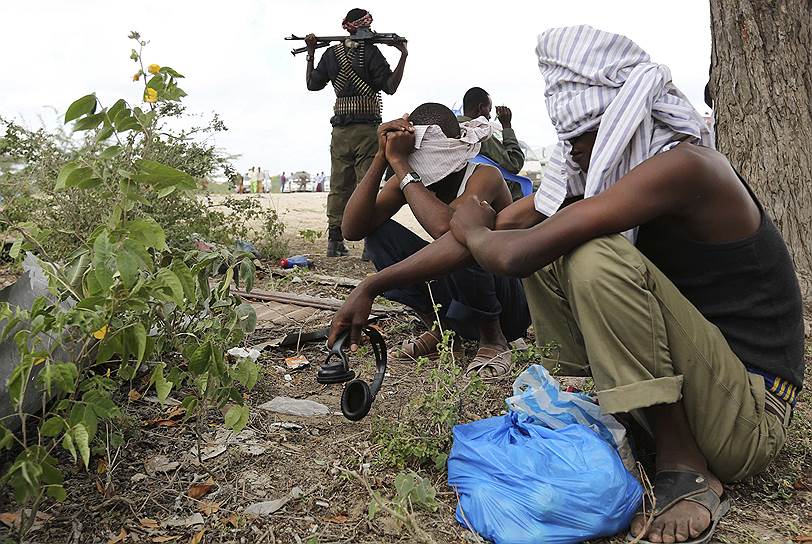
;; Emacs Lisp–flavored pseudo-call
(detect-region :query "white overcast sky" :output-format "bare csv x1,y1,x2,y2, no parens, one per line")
1,0,712,177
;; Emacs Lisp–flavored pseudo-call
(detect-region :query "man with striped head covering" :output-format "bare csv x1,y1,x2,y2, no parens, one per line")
329,25,803,544
534,25,713,238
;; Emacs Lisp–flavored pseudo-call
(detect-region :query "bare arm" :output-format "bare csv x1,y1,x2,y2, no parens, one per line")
384,43,408,94
304,35,329,91
328,195,543,349
342,117,414,240
341,154,405,240
457,147,706,277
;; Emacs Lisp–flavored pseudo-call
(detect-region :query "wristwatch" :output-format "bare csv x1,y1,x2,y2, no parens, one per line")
399,171,422,191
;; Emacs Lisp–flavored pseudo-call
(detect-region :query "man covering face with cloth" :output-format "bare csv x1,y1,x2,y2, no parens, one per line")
330,26,803,544
339,102,530,379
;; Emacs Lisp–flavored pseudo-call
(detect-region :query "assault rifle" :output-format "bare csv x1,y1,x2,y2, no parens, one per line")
286,27,407,56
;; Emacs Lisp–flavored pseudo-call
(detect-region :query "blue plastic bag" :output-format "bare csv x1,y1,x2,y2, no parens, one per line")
448,412,642,544
507,364,636,471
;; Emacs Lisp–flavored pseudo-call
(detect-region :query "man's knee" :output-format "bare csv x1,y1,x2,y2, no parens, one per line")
559,234,641,286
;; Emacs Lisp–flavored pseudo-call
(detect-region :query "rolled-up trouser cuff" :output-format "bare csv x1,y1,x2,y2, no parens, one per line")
597,375,684,414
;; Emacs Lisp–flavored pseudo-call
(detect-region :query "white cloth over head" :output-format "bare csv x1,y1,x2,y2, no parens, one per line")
407,117,492,186
533,25,713,239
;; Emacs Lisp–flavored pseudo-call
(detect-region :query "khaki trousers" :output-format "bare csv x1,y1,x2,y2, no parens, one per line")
328,123,379,231
522,234,787,482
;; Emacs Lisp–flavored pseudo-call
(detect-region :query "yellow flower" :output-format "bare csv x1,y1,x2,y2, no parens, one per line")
148,64,161,75
132,71,141,82
93,324,108,340
144,88,158,103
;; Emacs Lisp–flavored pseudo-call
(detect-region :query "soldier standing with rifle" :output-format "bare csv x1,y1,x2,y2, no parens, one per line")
304,8,408,257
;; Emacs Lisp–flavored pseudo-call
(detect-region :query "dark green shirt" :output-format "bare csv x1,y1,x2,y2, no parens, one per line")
458,115,526,201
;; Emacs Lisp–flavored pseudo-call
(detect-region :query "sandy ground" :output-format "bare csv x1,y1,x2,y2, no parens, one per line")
230,191,431,242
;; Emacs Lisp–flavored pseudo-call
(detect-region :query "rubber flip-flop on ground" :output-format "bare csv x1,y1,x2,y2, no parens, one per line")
465,346,513,381
627,469,730,544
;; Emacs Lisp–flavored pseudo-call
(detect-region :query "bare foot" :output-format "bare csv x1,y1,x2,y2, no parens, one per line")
630,469,723,543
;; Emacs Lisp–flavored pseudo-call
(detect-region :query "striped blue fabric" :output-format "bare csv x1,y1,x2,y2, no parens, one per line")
534,25,712,237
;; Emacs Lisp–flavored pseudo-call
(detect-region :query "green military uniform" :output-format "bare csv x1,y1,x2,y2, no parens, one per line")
458,114,526,201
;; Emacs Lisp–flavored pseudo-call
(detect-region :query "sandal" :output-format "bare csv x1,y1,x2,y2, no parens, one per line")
627,469,730,544
392,331,462,361
465,346,513,381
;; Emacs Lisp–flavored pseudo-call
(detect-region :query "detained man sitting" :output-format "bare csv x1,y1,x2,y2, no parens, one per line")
340,102,530,379
331,26,803,544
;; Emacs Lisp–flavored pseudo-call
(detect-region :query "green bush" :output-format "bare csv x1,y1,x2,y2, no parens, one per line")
0,32,264,541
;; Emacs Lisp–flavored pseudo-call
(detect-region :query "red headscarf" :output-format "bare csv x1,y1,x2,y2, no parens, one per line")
342,11,373,33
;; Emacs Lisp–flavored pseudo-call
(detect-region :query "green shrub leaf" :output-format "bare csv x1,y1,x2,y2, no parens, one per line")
224,404,249,433
64,94,97,123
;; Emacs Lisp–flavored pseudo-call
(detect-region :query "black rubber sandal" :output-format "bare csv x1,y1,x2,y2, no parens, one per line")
627,469,730,544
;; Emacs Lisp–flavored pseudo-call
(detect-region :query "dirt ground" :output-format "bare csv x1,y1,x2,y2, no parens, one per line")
0,197,810,544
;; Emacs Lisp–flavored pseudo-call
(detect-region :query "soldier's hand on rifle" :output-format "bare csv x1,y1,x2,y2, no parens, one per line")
496,105,513,129
305,33,318,53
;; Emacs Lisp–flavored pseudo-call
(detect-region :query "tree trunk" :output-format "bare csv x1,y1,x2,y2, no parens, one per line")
709,0,812,305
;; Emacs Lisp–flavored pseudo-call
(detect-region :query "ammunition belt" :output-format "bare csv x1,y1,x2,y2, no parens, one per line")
334,95,382,117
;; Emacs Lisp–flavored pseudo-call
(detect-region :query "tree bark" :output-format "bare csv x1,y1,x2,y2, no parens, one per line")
709,0,812,304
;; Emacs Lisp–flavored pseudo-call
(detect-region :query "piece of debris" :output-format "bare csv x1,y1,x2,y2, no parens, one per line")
269,422,303,430
285,354,311,371
144,455,180,475
227,347,261,361
107,528,128,544
198,501,221,516
244,486,306,516
140,518,160,529
187,478,216,499
190,443,228,462
274,269,362,288
130,473,148,483
258,396,330,417
142,396,182,406
163,513,205,527
234,287,402,315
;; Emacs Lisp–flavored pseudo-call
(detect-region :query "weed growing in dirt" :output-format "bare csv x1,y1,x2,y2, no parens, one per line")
298,228,323,245
372,298,485,471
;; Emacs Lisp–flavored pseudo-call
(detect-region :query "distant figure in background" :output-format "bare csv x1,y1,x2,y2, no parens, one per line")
458,87,526,201
304,7,409,257
254,166,264,193
280,171,287,193
232,172,244,194
316,171,325,192
247,168,257,194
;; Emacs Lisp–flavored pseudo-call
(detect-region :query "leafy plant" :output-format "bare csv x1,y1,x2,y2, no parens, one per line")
372,296,484,470
367,471,438,520
298,228,323,245
0,32,261,541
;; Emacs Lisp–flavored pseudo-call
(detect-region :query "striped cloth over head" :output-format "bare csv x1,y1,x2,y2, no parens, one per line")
534,25,712,238
407,117,492,186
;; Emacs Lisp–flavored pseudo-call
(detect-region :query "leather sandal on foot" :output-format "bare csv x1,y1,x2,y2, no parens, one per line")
465,347,513,381
392,331,462,361
627,469,730,544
